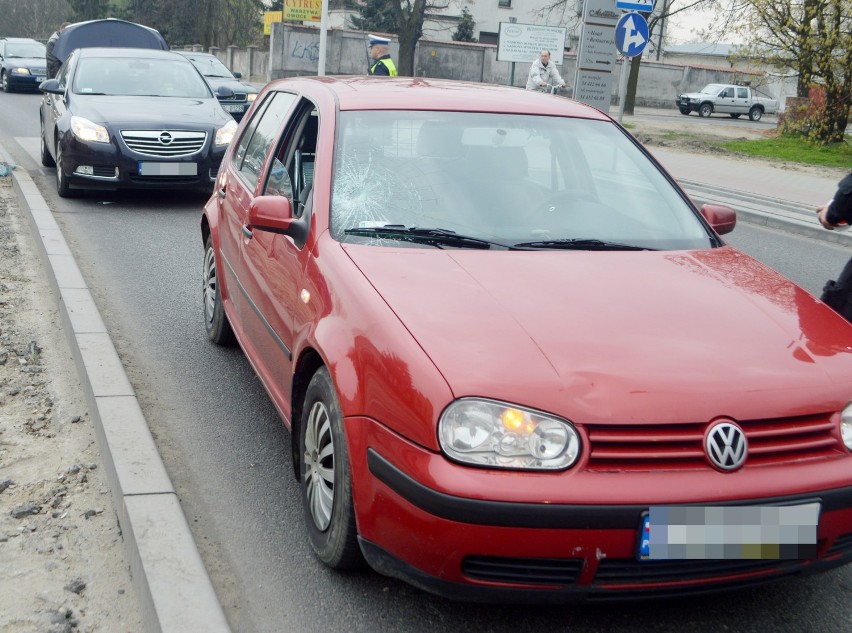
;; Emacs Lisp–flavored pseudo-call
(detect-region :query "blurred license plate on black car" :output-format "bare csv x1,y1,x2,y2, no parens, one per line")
637,503,820,561
223,104,245,113
138,162,197,176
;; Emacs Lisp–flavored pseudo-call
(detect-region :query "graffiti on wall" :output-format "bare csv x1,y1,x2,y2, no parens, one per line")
291,39,319,62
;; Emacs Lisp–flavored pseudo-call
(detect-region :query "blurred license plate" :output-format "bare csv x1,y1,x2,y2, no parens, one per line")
637,503,819,561
138,162,197,176
222,104,245,113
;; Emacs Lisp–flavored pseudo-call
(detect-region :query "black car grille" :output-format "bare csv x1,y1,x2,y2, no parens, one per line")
594,557,796,585
120,130,207,157
31,66,46,75
220,93,248,103
827,533,852,557
462,556,584,586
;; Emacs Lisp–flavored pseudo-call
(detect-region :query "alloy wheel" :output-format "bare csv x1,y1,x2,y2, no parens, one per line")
304,400,335,531
203,247,218,327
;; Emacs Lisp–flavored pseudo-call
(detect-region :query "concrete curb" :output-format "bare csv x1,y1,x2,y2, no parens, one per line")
5,159,231,633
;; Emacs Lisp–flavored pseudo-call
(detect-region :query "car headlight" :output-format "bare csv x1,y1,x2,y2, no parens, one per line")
215,119,238,146
690,97,699,103
12,67,31,75
246,93,258,102
841,403,852,451
439,398,581,470
70,116,109,143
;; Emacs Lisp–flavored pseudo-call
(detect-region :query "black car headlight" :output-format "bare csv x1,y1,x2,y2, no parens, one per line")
439,398,580,470
70,116,109,143
11,67,31,75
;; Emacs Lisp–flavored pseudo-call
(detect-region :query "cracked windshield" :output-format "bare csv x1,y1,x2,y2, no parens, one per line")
332,111,714,250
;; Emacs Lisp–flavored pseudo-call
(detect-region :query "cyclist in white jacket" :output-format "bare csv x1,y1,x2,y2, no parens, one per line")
525,50,565,92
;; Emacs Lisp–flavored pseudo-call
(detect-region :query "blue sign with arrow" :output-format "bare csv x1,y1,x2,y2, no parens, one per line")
615,12,650,58
615,0,654,12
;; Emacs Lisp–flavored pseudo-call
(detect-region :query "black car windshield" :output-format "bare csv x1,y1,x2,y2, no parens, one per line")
183,55,234,79
330,111,714,251
6,43,46,58
72,57,211,98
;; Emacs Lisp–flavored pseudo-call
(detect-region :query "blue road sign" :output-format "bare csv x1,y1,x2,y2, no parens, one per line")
615,12,650,58
615,0,655,11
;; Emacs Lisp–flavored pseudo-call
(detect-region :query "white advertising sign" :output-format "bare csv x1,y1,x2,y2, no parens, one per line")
583,0,621,26
497,22,567,64
574,69,614,111
577,24,617,72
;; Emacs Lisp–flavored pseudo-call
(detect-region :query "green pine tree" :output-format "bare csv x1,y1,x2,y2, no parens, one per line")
452,7,476,43
349,0,398,34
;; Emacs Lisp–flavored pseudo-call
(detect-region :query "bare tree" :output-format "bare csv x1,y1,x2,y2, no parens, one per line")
0,0,75,39
732,0,851,143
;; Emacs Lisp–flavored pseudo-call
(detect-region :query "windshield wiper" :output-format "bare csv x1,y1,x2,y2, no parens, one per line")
512,238,655,251
344,226,518,250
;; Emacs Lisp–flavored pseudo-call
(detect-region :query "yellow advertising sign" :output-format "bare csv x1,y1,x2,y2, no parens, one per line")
263,12,283,36
283,0,322,23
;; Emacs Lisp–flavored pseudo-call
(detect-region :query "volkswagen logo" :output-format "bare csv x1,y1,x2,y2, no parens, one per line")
159,131,173,145
705,421,747,471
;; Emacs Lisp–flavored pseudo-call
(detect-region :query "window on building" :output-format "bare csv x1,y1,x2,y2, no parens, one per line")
498,0,511,7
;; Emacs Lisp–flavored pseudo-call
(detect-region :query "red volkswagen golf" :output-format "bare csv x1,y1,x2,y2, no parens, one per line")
201,77,852,602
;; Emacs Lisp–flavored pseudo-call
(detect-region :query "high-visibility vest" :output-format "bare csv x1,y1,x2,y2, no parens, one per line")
369,57,398,77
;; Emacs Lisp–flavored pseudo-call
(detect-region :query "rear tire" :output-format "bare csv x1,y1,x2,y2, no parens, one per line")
300,367,362,570
203,235,235,345
748,106,763,122
699,103,713,118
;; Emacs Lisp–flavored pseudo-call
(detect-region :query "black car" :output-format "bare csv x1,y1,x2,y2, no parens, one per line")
177,51,258,121
0,38,47,92
39,47,238,197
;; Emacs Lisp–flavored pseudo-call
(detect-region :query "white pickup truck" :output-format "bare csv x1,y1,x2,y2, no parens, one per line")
676,84,779,121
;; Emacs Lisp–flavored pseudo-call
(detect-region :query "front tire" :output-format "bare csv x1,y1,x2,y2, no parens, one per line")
679,107,690,115
1,71,11,93
749,106,763,122
55,143,75,197
203,235,235,345
699,103,713,118
300,367,362,570
40,120,55,167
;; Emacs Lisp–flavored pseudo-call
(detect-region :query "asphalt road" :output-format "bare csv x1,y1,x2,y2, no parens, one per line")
2,89,851,633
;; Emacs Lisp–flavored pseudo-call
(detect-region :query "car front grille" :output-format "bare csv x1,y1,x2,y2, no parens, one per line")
462,556,583,586
31,66,46,75
220,93,248,103
594,557,795,585
827,533,852,558
585,412,841,471
120,130,207,157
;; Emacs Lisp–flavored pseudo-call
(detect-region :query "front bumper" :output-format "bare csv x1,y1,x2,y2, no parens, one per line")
676,97,699,112
347,417,852,602
7,72,45,90
60,133,225,192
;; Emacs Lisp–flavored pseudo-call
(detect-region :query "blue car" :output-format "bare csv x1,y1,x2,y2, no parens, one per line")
0,38,47,92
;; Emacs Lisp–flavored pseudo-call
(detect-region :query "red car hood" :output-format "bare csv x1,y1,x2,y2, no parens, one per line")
344,245,852,424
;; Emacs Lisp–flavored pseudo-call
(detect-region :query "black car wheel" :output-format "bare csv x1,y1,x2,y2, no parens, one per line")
40,120,55,167
202,235,235,345
1,71,11,93
679,107,690,115
699,103,713,118
55,143,75,198
300,367,362,570
749,106,763,122
730,113,741,119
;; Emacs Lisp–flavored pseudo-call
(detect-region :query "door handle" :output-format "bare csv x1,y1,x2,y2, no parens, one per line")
218,187,226,199
241,225,253,239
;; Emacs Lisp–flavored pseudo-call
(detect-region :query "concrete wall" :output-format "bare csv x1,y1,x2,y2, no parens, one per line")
250,24,790,110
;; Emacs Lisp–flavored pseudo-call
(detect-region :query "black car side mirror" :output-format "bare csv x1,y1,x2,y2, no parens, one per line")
39,79,63,95
232,71,242,79
216,85,235,100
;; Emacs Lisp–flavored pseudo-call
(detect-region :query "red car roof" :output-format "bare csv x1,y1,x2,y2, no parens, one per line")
267,76,613,119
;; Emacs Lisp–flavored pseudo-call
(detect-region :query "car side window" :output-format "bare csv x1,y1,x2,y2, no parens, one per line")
56,55,72,91
232,91,297,192
737,88,749,99
263,102,318,220
721,88,734,98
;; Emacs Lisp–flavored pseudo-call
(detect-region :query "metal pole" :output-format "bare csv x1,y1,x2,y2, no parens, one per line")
510,62,515,87
617,56,630,124
318,0,329,76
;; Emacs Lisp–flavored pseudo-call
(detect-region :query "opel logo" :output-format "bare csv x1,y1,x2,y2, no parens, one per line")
159,131,173,145
705,421,747,471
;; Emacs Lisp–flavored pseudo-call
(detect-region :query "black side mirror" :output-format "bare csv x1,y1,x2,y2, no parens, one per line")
216,85,235,99
232,71,242,79
39,79,63,95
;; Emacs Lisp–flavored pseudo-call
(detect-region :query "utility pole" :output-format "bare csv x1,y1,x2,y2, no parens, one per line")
656,0,668,61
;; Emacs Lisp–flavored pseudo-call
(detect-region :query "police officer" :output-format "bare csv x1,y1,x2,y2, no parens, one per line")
367,34,397,77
